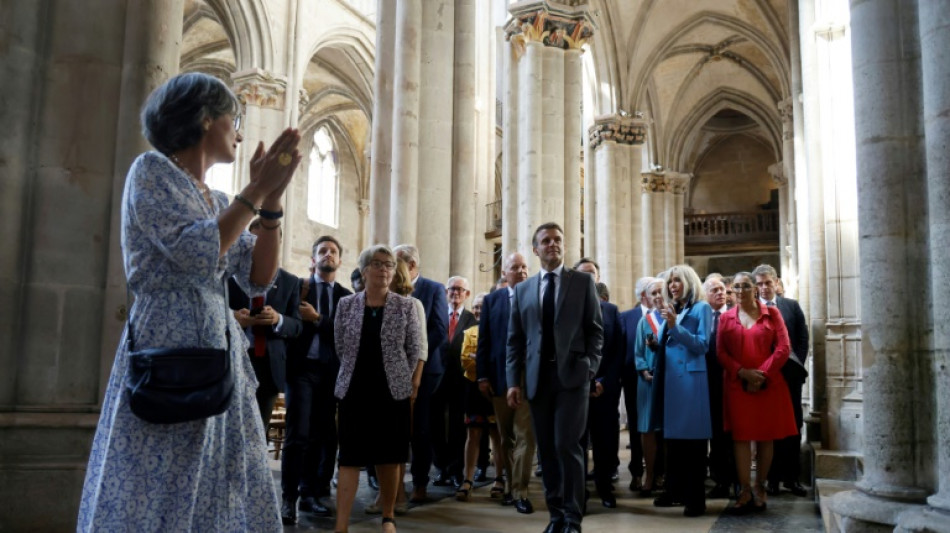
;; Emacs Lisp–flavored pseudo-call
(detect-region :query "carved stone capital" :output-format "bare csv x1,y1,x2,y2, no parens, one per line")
358,199,370,216
506,1,595,53
768,162,788,186
641,172,671,193
666,172,692,195
231,69,288,110
588,113,647,150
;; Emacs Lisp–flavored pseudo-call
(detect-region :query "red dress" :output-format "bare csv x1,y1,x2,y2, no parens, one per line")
716,304,798,441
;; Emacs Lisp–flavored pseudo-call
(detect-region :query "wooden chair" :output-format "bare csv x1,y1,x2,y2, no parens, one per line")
267,394,287,460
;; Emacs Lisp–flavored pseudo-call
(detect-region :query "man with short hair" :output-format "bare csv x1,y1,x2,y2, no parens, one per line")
753,264,809,498
393,244,448,503
280,235,352,524
477,253,536,512
431,276,477,487
703,277,736,498
508,223,604,533
574,258,623,509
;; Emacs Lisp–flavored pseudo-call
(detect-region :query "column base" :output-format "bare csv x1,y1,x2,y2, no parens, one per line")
828,490,928,533
894,505,950,533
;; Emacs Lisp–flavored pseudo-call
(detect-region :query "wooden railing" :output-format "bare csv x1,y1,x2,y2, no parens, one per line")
486,200,503,235
684,210,779,245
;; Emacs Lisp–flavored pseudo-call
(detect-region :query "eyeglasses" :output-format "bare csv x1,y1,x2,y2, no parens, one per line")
233,113,242,132
368,260,396,271
733,283,754,291
447,287,467,293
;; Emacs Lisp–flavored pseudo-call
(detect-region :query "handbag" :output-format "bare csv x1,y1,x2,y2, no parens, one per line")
124,282,235,424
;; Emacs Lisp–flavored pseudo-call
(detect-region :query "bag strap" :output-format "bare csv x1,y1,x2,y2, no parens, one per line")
125,279,231,352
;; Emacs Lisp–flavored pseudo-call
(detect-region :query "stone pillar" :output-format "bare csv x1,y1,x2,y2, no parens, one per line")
768,163,790,280
0,1,184,529
501,35,520,257
451,0,476,282
369,0,395,243
778,97,800,297
640,179,654,276
358,199,370,251
668,173,690,264
504,1,594,260
919,0,950,516
416,0,455,280
642,172,671,274
588,114,646,309
830,0,932,529
389,0,422,246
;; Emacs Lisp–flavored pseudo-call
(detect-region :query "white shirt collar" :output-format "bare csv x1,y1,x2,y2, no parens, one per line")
539,264,565,278
449,305,465,315
640,303,650,316
759,297,777,306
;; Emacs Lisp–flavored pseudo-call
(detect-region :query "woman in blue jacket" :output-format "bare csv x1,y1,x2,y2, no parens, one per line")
652,265,712,517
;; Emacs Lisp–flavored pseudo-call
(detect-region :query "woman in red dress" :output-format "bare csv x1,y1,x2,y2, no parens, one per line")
716,272,797,513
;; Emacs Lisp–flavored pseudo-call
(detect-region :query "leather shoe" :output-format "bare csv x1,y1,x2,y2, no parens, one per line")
784,481,808,497
542,520,563,533
299,495,332,517
280,498,297,525
367,474,380,491
601,495,617,508
683,505,706,517
707,483,731,499
501,493,515,506
410,486,427,503
515,498,534,514
535,466,543,477
432,472,454,487
766,481,781,496
474,467,488,482
561,522,582,533
653,496,683,507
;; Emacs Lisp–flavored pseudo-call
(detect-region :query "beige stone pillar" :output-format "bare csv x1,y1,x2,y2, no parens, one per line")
450,0,476,282
369,0,396,243
778,97,800,298
516,41,544,258
769,163,790,279
640,179,654,276
642,172,673,274
540,45,564,236
389,0,422,246
502,37,520,257
562,49,583,265
668,173,690,264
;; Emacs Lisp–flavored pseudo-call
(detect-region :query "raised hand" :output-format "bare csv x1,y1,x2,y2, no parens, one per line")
248,128,302,201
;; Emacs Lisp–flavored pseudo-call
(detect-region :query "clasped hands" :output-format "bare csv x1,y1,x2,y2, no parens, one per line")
243,128,302,210
738,367,767,393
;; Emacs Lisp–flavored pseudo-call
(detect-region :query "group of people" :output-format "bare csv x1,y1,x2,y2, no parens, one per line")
76,72,810,533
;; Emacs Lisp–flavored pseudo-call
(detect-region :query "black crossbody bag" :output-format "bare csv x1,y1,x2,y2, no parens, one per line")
124,283,235,424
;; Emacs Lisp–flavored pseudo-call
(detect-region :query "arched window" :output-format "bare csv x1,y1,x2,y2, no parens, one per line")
307,126,339,227
206,162,234,195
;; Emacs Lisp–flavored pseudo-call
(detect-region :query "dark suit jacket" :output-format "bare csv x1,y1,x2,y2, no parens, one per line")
476,288,512,396
227,268,303,390
291,275,353,378
443,308,477,380
507,267,604,400
619,306,644,371
413,276,448,376
595,301,624,395
775,296,809,383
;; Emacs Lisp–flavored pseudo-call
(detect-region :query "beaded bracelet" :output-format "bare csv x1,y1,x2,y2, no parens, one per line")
233,194,260,215
259,208,283,220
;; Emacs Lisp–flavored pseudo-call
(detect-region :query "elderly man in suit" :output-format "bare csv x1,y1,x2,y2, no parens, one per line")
753,264,809,497
394,244,449,503
703,275,736,498
508,223,604,533
477,253,536,512
279,235,352,523
431,276,478,487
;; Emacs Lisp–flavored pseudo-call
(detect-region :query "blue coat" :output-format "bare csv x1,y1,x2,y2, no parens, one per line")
633,311,663,433
659,300,713,439
412,275,448,376
475,288,512,396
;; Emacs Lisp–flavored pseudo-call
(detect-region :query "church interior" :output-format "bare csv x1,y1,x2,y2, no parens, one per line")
1,0,948,531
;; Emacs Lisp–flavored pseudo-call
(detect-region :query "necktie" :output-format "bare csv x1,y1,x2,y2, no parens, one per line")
448,310,458,340
319,282,331,318
542,272,556,358
713,310,721,331
251,295,267,357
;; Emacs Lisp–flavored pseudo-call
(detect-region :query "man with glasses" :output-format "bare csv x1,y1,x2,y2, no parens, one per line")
393,244,448,503
752,264,809,498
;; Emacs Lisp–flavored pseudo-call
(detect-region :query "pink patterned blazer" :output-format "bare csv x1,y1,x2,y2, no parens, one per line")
334,291,423,400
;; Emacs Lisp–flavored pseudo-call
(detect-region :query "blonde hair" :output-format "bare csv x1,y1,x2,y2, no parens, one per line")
390,257,414,297
661,264,705,305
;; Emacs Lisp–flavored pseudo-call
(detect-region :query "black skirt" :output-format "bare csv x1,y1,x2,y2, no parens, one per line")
338,306,411,466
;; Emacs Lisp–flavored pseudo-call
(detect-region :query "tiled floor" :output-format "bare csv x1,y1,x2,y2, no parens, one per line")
279,431,824,532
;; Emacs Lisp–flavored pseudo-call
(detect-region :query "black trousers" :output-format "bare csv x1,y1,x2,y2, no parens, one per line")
583,389,621,495
282,358,338,501
665,439,708,510
705,354,735,487
410,372,440,487
430,369,467,479
620,368,644,478
768,376,804,485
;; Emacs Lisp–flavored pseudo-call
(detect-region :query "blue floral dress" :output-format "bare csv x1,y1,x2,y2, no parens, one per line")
77,152,281,532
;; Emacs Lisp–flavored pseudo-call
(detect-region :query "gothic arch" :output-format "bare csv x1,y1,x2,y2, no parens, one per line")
204,0,277,72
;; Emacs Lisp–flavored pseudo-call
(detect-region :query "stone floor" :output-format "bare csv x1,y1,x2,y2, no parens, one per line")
277,431,824,532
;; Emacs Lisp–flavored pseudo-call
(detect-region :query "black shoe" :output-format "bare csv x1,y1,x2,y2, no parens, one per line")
683,505,706,517
299,495,332,517
501,492,515,506
535,466,543,477
629,477,642,492
707,483,731,499
280,498,297,525
515,498,534,514
653,496,683,507
586,470,596,481
451,475,463,489
432,472,454,486
611,469,620,481
784,481,808,497
474,467,488,482
601,494,617,508
367,474,380,491
766,481,781,496
561,522,582,533
543,520,563,533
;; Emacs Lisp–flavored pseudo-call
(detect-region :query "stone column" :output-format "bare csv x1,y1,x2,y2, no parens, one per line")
640,178,654,276
540,45,564,234
369,0,395,243
358,199,370,251
562,48,583,265
918,0,950,519
516,41,544,258
831,0,932,529
778,97,800,297
642,172,671,274
451,0,476,282
416,0,455,281
501,36,520,257
668,173,690,264
389,0,422,246
588,114,646,310
768,163,790,279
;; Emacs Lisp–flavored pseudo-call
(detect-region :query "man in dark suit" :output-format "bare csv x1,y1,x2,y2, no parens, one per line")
477,252,536,512
754,264,809,497
574,259,624,509
507,223,604,533
703,275,736,498
228,223,302,430
618,277,656,492
280,235,352,524
431,276,478,487
394,244,448,503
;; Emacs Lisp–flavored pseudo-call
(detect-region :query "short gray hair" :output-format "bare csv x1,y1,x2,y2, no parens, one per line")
141,72,240,155
358,244,395,271
446,275,470,289
703,277,725,294
752,264,778,280
635,277,656,299
393,244,421,267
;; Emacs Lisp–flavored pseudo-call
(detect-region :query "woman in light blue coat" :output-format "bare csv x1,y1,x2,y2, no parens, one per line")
652,265,712,517
633,277,665,497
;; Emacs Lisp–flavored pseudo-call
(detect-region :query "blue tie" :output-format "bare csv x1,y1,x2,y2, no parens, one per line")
542,272,556,359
